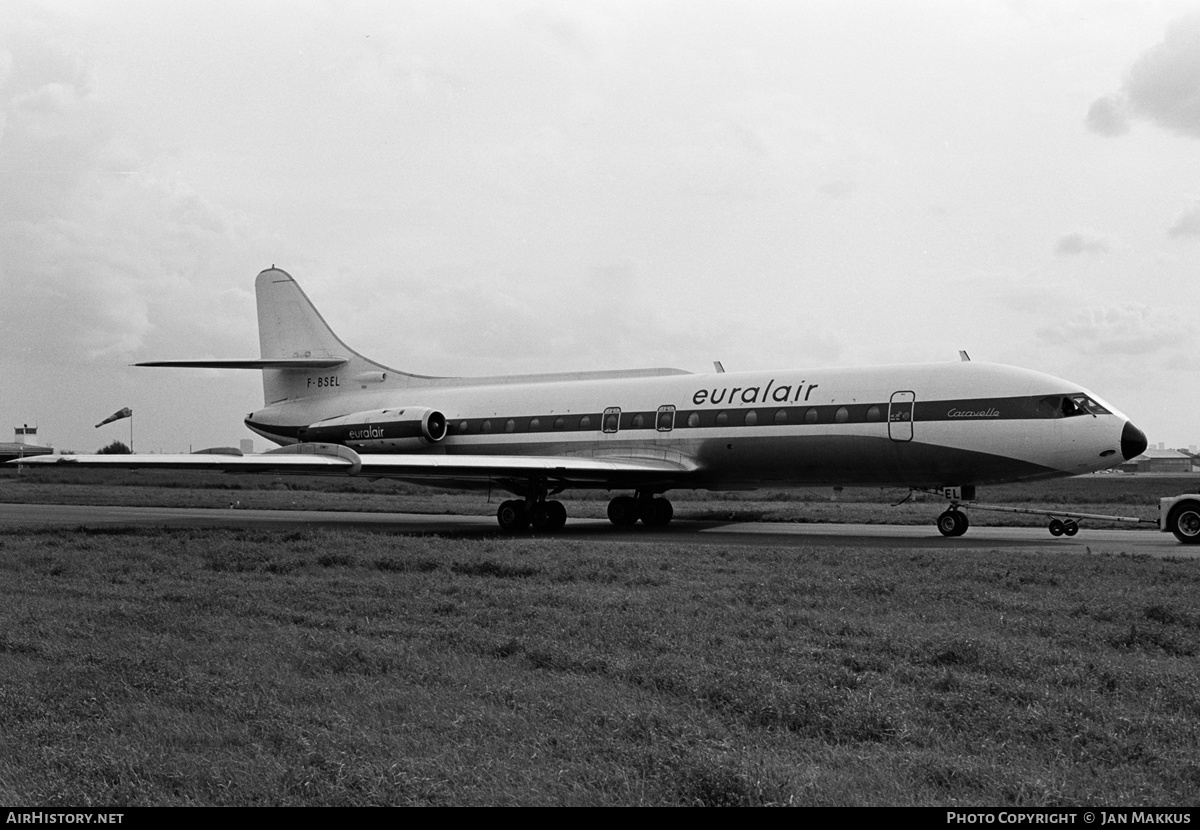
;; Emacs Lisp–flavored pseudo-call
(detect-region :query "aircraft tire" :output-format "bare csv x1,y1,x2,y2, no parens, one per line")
607,496,639,527
544,500,567,531
1063,520,1079,536
497,500,529,533
1167,500,1200,545
1049,519,1065,537
936,509,968,537
640,498,673,528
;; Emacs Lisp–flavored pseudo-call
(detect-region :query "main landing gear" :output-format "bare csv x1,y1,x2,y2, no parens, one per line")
496,498,567,533
606,493,674,528
493,490,674,533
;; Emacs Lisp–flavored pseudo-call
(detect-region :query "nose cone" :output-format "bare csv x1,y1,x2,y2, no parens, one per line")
1121,421,1148,461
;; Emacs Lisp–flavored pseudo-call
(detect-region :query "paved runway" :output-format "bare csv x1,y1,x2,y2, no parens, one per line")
1,502,1192,557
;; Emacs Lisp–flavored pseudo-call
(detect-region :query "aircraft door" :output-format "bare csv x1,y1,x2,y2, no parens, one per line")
888,391,915,442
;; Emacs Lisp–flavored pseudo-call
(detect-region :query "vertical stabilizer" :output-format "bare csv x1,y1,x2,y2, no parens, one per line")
255,268,404,404
257,268,350,361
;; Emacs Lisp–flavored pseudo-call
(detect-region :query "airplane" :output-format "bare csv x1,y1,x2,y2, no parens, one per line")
16,267,1149,536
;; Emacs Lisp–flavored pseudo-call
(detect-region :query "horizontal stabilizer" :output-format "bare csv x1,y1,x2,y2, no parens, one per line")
136,358,348,370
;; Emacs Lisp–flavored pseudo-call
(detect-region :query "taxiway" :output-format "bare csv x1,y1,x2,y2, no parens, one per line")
0,502,1189,558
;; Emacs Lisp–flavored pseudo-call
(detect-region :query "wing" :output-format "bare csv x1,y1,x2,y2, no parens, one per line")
11,443,699,490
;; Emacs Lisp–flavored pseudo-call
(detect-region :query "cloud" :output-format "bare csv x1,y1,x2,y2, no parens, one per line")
1036,305,1195,358
1087,14,1200,140
1084,93,1130,137
1167,201,1200,238
1055,229,1111,256
0,19,255,370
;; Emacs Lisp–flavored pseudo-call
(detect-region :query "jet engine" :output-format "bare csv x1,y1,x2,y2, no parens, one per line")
303,407,448,450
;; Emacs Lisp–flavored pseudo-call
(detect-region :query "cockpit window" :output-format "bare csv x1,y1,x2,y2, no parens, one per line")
1070,395,1110,415
1037,394,1111,418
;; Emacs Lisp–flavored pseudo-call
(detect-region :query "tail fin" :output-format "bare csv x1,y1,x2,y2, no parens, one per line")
140,267,428,405
255,267,415,403
256,268,355,362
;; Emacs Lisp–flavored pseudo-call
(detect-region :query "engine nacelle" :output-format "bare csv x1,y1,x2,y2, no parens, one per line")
304,407,447,450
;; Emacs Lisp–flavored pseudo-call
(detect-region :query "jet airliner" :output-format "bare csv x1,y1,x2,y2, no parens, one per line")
19,267,1149,535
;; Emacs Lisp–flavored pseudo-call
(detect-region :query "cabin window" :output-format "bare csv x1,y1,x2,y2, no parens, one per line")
482,420,493,433
744,410,758,426
835,406,849,424
457,420,469,433
774,409,787,425
715,411,729,426
553,416,566,430
632,413,645,429
530,417,542,430
866,405,882,422
805,408,819,423
580,415,593,430
504,419,515,433
687,412,700,428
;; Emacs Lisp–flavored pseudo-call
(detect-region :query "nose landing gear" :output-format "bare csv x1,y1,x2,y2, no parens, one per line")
936,508,969,537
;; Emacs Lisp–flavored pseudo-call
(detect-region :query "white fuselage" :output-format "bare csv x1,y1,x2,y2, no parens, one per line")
246,360,1133,490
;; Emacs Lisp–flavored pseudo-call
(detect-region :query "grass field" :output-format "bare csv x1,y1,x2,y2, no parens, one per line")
2,471,1199,805
1,526,1198,806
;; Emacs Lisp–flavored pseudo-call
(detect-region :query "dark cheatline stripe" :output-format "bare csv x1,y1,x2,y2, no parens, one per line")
245,392,1093,446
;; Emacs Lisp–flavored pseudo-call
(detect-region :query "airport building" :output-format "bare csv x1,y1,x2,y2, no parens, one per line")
0,426,53,464
1119,448,1196,474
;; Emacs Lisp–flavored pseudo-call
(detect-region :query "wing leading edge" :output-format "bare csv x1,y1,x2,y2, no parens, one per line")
11,444,697,488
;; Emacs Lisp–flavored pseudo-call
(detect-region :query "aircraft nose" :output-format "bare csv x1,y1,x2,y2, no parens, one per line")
1121,421,1148,461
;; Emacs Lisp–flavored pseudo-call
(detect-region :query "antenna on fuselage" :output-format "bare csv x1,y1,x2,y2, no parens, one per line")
713,361,725,373
958,350,971,362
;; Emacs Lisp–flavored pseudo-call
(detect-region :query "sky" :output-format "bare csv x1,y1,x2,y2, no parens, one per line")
2,0,1199,454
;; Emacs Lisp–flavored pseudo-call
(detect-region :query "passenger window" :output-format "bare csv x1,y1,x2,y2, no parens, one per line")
505,419,515,433
632,413,645,428
774,409,787,424
580,415,592,430
805,408,819,423
866,405,881,422
744,410,758,426
458,420,469,433
687,412,700,428
835,406,849,424
553,416,565,430
715,411,729,426
530,417,542,430
482,420,493,433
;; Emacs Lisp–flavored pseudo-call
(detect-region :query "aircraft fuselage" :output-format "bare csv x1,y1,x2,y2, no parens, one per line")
245,360,1136,491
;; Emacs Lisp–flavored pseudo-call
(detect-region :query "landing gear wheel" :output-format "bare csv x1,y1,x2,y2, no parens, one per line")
496,500,529,533
1063,520,1079,537
936,509,969,537
1049,519,1065,537
543,500,567,532
1167,500,1200,545
529,503,550,531
607,496,639,527
640,498,674,528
